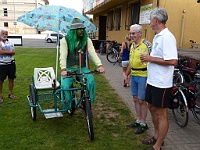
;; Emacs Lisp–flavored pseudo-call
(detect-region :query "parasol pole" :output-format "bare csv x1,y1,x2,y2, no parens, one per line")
55,10,60,86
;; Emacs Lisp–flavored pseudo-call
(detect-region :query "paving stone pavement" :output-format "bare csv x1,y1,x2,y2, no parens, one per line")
98,54,200,150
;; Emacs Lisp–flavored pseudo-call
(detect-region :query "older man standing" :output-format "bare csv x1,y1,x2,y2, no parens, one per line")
126,24,151,134
140,7,178,150
0,28,16,103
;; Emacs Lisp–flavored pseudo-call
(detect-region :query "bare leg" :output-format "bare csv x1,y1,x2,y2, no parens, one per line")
149,103,159,139
0,80,4,97
133,96,141,121
8,78,14,95
139,100,148,124
153,107,169,150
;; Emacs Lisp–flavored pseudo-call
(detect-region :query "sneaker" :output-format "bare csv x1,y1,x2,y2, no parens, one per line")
126,122,140,128
8,94,16,99
0,96,3,104
134,123,148,134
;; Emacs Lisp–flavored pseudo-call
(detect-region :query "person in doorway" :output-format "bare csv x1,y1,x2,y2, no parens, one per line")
140,7,178,150
0,28,16,104
126,24,151,134
60,18,105,106
120,34,131,87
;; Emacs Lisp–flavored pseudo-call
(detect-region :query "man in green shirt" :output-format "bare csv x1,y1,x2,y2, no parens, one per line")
60,18,105,106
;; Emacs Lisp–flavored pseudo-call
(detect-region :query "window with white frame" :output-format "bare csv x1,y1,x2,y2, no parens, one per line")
4,22,8,27
3,8,8,16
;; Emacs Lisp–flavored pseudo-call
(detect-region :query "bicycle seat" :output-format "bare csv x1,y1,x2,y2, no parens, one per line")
34,67,60,89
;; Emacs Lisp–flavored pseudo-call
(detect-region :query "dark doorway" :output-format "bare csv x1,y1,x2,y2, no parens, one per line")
99,16,106,40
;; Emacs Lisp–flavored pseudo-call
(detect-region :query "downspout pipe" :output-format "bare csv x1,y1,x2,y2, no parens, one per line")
157,0,160,7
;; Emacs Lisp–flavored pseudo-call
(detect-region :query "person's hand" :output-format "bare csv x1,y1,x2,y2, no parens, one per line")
61,70,67,78
140,53,150,63
97,65,105,73
10,50,15,56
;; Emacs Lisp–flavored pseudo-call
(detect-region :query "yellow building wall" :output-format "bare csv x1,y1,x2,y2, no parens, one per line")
92,0,200,48
161,0,200,48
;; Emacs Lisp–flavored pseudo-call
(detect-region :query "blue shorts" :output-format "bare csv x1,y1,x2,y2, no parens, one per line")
131,76,147,100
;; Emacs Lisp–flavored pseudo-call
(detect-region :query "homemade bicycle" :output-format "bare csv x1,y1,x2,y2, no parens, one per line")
170,82,200,127
27,67,98,140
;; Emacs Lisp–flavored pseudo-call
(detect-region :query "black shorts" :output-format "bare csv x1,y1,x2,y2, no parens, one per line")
145,84,172,108
0,63,16,81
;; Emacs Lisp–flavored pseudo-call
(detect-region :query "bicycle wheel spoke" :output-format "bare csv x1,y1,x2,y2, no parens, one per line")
107,51,118,63
172,93,189,127
192,92,200,124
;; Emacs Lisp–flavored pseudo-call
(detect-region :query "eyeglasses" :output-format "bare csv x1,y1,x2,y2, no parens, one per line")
77,28,85,30
129,31,140,35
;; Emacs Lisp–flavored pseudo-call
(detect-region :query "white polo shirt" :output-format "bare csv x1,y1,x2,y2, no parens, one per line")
0,40,15,65
147,28,178,88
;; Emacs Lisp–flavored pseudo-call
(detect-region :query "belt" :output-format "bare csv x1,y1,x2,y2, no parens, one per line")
0,59,15,65
131,68,147,71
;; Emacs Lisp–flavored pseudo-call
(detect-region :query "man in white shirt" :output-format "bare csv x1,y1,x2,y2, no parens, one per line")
140,7,178,150
0,28,16,103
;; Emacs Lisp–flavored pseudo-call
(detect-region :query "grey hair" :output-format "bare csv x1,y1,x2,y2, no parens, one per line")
130,24,142,33
150,7,168,24
0,28,8,34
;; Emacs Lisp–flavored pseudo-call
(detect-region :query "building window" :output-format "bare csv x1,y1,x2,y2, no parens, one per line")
4,22,8,27
114,7,121,31
107,10,114,31
125,2,140,30
3,8,8,16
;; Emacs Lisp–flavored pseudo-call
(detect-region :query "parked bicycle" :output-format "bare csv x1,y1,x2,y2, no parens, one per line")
190,39,200,49
173,58,196,85
169,82,200,127
106,40,122,66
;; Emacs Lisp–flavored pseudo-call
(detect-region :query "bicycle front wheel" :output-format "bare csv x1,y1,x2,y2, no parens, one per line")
107,51,118,63
84,97,94,141
172,90,189,127
191,92,200,124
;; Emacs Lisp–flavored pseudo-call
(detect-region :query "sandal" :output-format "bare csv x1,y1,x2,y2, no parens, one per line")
8,94,16,99
142,137,157,145
142,137,164,146
148,146,162,150
0,96,3,104
124,79,127,87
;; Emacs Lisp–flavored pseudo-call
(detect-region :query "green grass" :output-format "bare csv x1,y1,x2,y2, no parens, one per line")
0,47,150,150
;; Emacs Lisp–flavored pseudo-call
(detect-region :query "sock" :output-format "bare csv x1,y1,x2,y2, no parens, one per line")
136,120,141,124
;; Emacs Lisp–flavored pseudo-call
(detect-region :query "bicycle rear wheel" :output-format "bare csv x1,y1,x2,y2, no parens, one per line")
173,71,184,85
84,97,94,141
182,71,193,83
191,92,200,124
172,90,189,127
107,51,118,63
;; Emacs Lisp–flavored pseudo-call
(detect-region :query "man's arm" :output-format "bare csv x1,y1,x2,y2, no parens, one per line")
141,54,178,66
87,38,105,73
149,57,178,66
0,47,15,55
87,38,102,67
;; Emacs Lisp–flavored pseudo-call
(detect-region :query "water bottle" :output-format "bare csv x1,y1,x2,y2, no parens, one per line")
173,98,179,108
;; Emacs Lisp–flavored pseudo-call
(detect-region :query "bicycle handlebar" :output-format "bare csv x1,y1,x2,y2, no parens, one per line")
67,70,99,76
